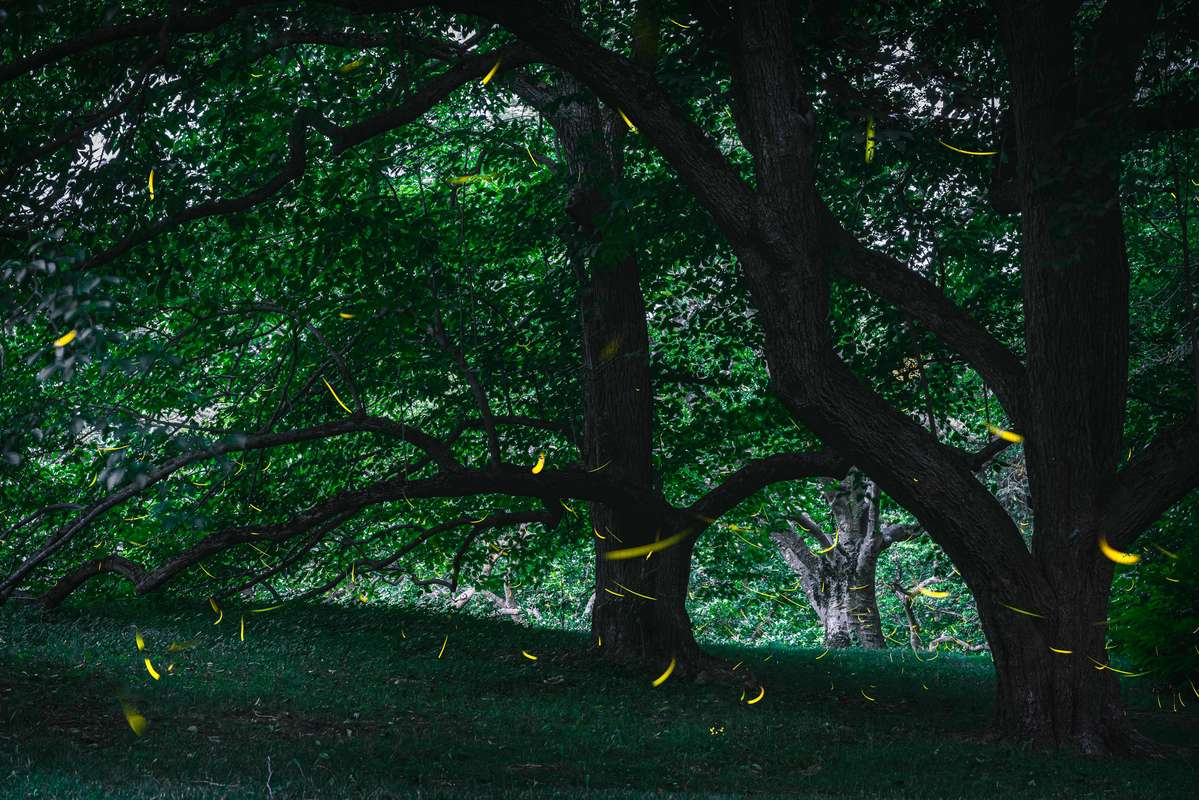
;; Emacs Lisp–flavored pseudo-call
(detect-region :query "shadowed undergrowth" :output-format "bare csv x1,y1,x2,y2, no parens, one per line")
0,601,1194,799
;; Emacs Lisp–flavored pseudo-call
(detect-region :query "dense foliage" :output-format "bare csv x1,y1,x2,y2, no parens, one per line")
1,0,1195,724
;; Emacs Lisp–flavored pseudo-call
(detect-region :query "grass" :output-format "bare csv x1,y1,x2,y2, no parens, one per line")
0,600,1194,799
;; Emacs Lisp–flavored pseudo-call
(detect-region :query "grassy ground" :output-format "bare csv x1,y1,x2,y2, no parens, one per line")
0,601,1194,799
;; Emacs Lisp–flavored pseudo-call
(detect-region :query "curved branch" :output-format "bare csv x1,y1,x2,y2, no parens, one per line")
78,43,530,271
39,555,146,608
0,503,85,542
0,6,256,85
821,207,1029,421
686,451,851,526
770,529,821,579
0,416,459,600
962,436,1018,471
881,523,922,546
7,460,668,601
1104,419,1199,549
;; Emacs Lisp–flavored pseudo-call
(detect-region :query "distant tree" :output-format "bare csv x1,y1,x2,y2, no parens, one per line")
770,468,915,649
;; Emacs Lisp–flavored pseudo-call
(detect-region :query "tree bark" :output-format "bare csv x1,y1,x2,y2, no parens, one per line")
539,7,704,670
772,469,890,649
972,556,1153,754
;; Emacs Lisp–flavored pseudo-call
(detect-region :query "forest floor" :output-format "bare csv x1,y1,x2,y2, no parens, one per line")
0,601,1194,799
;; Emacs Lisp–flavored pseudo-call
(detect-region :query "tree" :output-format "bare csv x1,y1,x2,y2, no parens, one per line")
505,3,705,667
4,0,1197,753
434,0,1198,752
0,3,848,678
770,468,913,649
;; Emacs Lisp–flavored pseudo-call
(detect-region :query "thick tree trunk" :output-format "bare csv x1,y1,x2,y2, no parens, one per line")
592,521,703,666
971,557,1153,754
539,23,706,671
579,241,702,669
481,0,1197,750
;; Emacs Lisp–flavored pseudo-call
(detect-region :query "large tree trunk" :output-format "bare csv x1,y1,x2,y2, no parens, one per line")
592,523,702,665
578,238,700,666
476,0,1199,746
719,2,1176,751
537,7,705,670
572,164,703,669
971,556,1152,754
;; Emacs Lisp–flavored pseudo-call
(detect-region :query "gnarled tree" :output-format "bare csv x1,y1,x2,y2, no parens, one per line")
770,468,918,649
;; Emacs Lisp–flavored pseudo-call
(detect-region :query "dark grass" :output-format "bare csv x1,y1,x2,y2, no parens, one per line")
1,601,1194,799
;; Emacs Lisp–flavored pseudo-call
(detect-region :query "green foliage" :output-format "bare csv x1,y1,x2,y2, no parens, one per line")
0,1,1194,685
1109,495,1199,705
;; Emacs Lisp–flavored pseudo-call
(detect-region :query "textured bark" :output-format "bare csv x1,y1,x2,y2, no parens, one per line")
772,468,904,649
973,557,1154,755
538,4,703,669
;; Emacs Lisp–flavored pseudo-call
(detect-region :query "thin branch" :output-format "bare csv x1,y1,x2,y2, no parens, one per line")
429,310,502,467
77,44,530,271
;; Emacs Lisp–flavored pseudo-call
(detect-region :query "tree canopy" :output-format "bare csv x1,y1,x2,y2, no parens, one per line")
2,0,1197,755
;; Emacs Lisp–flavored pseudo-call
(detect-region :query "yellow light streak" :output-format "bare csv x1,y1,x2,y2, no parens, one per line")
985,423,1023,442
651,657,676,687
1098,535,1139,565
120,699,147,735
998,601,1045,619
937,139,997,156
601,530,688,560
481,59,501,85
865,115,875,164
613,581,656,601
321,376,353,414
